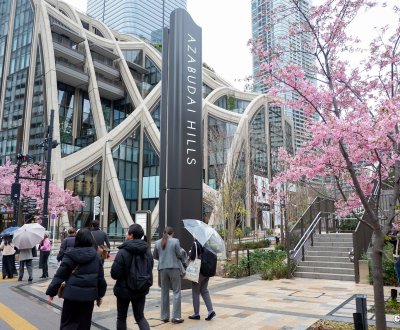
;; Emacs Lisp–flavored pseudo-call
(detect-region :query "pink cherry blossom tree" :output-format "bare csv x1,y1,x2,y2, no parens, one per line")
252,1,399,327
0,160,84,222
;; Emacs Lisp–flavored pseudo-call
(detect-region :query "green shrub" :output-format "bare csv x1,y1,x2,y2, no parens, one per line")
338,218,358,232
217,228,227,239
223,250,290,279
275,243,285,251
244,226,253,236
368,244,397,286
233,239,271,250
235,227,244,240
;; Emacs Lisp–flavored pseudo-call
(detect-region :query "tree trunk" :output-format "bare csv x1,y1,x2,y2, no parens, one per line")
371,227,387,329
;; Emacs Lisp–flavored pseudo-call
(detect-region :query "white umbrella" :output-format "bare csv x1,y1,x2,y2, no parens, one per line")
182,219,226,255
12,223,45,249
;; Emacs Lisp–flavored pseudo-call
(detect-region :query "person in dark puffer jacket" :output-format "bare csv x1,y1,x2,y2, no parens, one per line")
46,229,107,330
111,224,153,330
56,227,76,262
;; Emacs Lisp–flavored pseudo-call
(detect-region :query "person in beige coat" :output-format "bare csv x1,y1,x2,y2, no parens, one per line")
0,236,16,279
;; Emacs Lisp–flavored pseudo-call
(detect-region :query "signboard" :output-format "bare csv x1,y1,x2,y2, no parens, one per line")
135,210,151,247
135,213,147,236
159,9,203,254
254,175,269,204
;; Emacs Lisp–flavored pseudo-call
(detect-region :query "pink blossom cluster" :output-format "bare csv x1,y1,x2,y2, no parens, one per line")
252,0,400,215
0,161,84,216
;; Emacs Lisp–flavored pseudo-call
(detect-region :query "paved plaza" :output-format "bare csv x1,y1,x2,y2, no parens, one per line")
1,253,400,330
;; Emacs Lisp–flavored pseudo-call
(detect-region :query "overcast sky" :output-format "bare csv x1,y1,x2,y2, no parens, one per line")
62,0,398,90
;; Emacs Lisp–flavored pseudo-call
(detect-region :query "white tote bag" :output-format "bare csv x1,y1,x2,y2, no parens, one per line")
184,243,201,283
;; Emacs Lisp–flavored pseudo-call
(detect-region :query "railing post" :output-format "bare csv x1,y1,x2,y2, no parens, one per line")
353,231,360,283
301,218,304,260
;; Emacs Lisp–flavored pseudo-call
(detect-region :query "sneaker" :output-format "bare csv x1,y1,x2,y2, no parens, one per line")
18,277,22,281
205,311,216,321
171,318,184,324
28,278,33,282
189,315,200,320
161,319,169,323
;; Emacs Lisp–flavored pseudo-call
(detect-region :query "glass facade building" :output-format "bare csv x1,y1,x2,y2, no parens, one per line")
0,0,294,234
87,0,187,43
251,0,315,151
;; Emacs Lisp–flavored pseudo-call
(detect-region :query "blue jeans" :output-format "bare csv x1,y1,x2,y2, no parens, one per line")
394,260,400,283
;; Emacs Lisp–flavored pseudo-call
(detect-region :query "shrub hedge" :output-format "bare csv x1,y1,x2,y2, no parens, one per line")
223,249,294,280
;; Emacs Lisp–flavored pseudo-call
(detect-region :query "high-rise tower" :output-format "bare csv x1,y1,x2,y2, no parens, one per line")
251,0,314,151
87,0,187,43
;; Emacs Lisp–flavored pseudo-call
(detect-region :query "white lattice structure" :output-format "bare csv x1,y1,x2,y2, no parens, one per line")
0,0,294,232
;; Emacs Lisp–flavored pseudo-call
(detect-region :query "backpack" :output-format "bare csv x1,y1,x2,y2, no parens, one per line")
200,246,217,277
127,253,153,293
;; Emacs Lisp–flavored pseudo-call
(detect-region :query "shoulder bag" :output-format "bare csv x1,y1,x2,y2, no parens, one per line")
91,232,109,260
183,242,201,283
57,265,79,298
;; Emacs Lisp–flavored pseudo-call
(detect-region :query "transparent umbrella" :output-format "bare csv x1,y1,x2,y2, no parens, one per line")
12,223,45,249
182,219,225,255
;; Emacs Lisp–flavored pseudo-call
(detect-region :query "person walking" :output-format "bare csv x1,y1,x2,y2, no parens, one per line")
188,238,216,321
18,247,33,282
39,233,51,278
46,228,107,330
111,224,153,330
90,220,111,262
57,228,76,262
0,236,16,279
153,226,185,324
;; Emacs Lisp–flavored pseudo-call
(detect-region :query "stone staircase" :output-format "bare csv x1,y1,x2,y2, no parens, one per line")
294,233,355,281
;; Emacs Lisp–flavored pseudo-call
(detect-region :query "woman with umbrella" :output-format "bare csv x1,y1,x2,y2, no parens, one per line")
13,223,46,282
0,235,16,279
187,236,216,321
18,247,33,282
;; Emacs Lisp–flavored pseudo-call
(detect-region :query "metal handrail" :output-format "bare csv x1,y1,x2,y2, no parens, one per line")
290,196,320,231
291,211,322,260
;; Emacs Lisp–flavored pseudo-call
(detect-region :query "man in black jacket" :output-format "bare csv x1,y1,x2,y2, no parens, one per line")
111,224,153,330
91,220,111,263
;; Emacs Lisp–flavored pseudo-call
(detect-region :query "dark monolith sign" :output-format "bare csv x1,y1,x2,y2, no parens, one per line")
159,9,202,253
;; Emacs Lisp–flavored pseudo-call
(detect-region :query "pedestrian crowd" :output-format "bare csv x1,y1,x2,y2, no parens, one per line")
1,222,218,329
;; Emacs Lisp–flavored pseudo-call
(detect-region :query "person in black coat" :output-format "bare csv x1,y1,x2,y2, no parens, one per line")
188,239,216,321
46,228,107,330
91,220,111,260
56,228,76,262
111,224,153,330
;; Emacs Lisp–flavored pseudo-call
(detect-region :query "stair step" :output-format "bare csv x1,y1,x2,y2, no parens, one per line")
299,261,354,269
306,250,350,257
294,272,355,281
314,238,353,244
308,246,352,252
296,266,354,275
312,242,353,248
304,256,351,263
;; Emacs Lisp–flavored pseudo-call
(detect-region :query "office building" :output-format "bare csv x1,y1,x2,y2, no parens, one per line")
87,0,187,43
0,0,294,233
251,0,315,150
